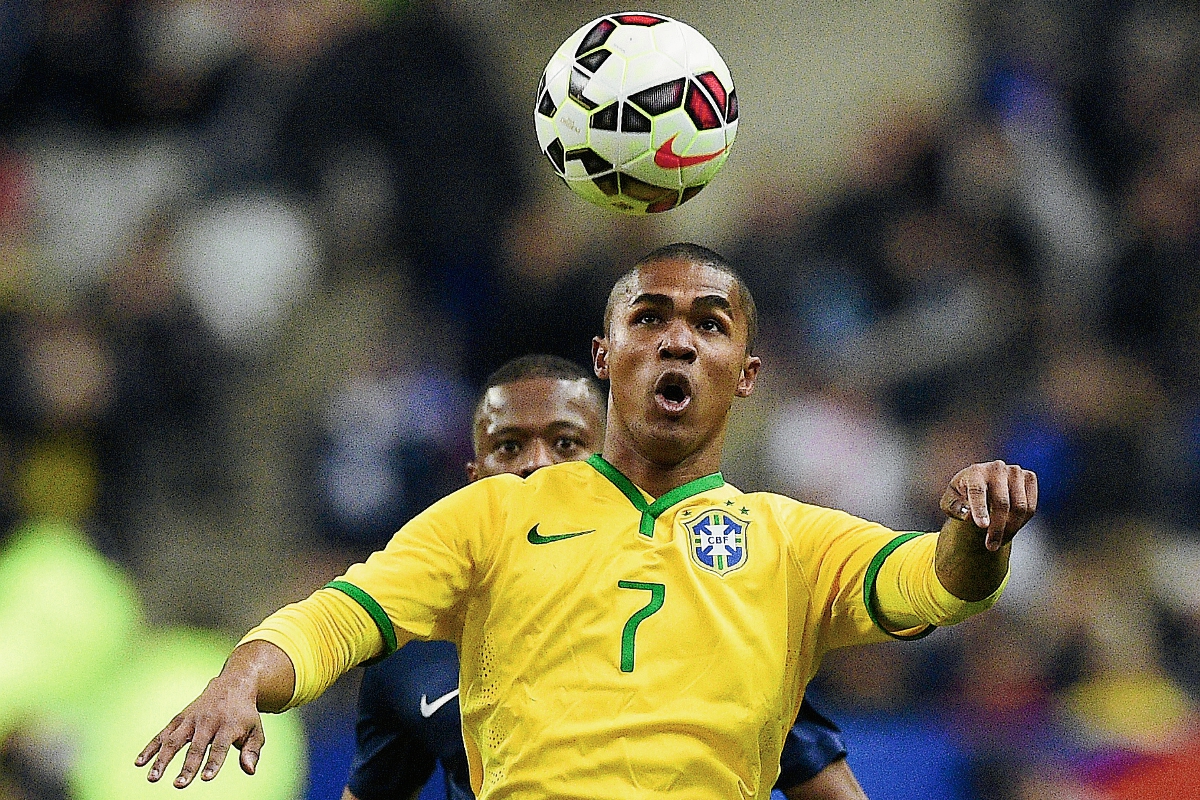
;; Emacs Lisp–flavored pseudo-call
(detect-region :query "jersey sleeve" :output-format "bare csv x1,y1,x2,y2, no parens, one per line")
782,502,920,654
783,502,1006,656
241,475,514,708
773,699,848,790
335,474,514,648
871,532,1008,630
346,658,437,800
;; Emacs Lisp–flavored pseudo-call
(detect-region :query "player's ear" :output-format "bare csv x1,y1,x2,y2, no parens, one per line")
592,336,610,380
735,355,760,398
466,461,479,482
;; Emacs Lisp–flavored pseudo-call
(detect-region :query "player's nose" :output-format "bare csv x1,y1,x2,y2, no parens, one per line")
517,439,556,477
658,319,697,361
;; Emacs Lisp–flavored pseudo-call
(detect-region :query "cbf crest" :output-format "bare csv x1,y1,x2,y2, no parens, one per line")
685,509,750,576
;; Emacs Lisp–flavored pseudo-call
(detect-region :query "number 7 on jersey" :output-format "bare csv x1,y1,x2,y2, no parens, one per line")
617,580,665,672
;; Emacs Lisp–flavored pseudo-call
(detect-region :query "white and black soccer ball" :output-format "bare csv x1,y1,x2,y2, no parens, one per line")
534,12,738,215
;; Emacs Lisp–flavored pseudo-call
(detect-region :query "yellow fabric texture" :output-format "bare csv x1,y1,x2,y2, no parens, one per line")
242,459,1005,800
873,532,1009,632
240,588,381,709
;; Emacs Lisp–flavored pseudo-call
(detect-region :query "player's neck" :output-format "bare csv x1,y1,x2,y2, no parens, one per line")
600,429,726,499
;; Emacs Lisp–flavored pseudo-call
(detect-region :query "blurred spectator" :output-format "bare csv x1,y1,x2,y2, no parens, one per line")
3,1,1200,798
88,212,232,555
169,194,320,350
308,352,473,558
997,345,1173,542
764,387,916,528
731,109,1035,430
275,2,527,379
487,200,647,370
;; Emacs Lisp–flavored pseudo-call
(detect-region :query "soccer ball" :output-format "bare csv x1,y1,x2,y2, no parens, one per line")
534,12,738,215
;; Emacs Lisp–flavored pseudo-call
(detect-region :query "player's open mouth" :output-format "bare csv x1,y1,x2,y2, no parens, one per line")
654,373,692,415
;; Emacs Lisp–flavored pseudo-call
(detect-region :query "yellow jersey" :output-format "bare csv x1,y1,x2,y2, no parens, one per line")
249,455,992,800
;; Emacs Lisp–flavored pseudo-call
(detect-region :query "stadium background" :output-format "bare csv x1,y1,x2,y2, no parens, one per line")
1,0,1198,798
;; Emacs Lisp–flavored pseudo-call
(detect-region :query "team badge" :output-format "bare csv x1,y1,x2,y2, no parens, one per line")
685,509,749,576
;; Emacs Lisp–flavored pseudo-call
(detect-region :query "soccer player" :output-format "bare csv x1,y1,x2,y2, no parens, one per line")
342,354,867,800
137,243,1036,800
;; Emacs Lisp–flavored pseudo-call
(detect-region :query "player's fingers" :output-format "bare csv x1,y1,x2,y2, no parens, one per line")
238,723,266,775
173,723,217,788
135,717,178,767
984,465,1012,551
939,485,969,520
1007,464,1029,531
962,473,990,530
1025,469,1038,516
146,718,193,783
201,729,235,781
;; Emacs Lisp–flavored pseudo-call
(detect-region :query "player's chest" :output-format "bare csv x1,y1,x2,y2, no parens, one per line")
481,498,785,611
464,496,797,688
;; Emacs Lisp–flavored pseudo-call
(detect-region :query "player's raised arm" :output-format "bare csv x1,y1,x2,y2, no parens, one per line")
934,460,1038,602
864,460,1037,639
134,640,295,788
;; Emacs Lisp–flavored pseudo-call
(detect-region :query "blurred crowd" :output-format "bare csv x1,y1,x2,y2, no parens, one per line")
1,1,1199,799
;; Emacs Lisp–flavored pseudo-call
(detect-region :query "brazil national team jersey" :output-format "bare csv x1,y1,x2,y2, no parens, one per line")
348,642,847,800
323,455,917,800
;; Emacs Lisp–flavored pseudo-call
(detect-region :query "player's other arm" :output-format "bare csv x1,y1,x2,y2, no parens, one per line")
135,477,497,788
775,701,866,800
781,760,866,800
135,640,296,787
136,588,383,788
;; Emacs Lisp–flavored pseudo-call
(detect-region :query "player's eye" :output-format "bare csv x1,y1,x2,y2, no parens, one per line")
497,441,521,456
697,318,726,333
633,311,662,325
555,437,583,452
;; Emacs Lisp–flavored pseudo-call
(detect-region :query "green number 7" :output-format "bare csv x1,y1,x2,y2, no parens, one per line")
617,580,665,672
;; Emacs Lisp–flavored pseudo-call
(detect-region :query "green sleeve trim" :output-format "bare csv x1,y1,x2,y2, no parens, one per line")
325,580,398,656
863,532,937,641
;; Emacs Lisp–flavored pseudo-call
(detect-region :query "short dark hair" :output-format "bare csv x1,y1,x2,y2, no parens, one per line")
602,243,758,354
473,354,605,433
482,354,593,388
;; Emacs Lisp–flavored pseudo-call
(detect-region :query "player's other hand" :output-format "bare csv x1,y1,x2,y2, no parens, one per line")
939,461,1037,552
134,674,266,788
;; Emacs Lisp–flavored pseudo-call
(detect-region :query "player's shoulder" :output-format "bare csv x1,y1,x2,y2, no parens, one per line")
516,458,605,491
471,459,596,489
455,461,600,510
733,489,890,540
731,487,834,519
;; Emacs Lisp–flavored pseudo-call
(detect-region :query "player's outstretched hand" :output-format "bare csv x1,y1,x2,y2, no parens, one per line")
134,640,295,788
939,460,1037,552
135,675,266,788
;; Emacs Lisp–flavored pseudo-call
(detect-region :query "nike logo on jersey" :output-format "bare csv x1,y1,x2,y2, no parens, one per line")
419,689,459,718
527,524,596,544
653,134,726,169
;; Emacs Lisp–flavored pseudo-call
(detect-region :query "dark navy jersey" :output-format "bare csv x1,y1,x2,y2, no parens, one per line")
347,641,848,799
777,699,849,788
346,640,473,800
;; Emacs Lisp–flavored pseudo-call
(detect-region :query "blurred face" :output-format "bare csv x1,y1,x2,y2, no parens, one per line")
467,377,604,481
592,258,759,466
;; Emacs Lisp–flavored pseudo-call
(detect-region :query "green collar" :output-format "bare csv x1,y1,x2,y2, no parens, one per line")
586,453,725,537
